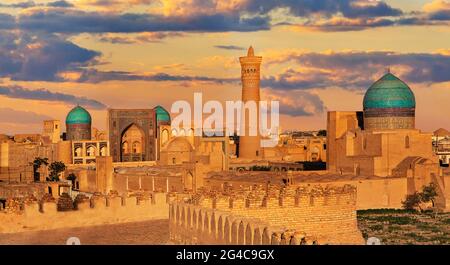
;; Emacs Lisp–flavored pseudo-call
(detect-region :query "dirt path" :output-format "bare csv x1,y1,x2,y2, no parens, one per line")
0,219,170,245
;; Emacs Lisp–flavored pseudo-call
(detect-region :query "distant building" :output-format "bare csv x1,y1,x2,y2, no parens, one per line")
43,120,61,144
107,108,157,162
238,46,262,159
0,135,57,183
71,140,110,164
433,128,450,166
326,72,450,210
66,106,92,141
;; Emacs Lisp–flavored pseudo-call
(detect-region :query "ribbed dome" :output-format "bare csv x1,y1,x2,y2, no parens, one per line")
154,105,170,122
66,106,92,124
363,73,415,110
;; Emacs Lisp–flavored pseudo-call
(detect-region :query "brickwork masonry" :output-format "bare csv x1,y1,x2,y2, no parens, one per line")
0,193,169,234
169,185,365,245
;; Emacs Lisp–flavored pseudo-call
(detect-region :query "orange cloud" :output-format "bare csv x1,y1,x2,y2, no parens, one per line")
155,0,246,16
424,0,450,13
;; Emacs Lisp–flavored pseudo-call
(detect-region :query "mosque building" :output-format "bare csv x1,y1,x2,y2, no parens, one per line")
327,72,438,179
363,72,416,130
66,105,92,141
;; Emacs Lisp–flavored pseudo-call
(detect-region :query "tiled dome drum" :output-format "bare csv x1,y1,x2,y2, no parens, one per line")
154,105,171,125
363,73,416,130
66,105,92,140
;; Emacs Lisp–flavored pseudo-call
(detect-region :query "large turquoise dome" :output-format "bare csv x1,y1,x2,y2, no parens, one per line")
363,73,415,110
363,72,416,130
66,105,92,124
155,105,170,123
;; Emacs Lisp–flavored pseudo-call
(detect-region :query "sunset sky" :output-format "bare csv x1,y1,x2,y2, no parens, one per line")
0,0,449,134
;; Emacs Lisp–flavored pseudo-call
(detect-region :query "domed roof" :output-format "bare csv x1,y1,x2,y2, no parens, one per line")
434,128,450,137
363,73,415,109
155,105,170,122
66,105,92,124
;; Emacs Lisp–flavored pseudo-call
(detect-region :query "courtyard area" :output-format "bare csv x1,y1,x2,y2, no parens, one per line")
0,219,169,245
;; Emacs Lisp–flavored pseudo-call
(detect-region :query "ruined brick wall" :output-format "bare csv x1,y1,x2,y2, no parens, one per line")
0,192,169,233
169,184,365,245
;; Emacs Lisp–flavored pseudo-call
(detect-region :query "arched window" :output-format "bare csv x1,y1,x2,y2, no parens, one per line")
161,129,169,145
132,141,141,154
86,146,96,157
122,141,129,154
405,136,410,149
75,147,82,157
100,146,107,156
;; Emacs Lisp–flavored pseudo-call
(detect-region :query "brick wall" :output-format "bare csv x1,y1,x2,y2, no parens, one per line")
0,192,169,233
170,184,364,245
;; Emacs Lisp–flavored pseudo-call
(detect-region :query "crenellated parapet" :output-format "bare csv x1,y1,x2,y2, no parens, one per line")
0,192,170,233
189,184,357,211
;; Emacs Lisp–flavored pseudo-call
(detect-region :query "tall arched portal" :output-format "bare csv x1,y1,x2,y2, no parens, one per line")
121,124,145,162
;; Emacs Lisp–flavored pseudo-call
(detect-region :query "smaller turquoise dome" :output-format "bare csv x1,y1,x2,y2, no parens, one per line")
155,105,170,123
66,106,92,124
363,73,416,109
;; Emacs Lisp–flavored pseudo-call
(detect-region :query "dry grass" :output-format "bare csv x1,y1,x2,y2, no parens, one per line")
358,209,450,245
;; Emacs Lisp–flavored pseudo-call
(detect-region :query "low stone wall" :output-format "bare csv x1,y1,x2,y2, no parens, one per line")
0,193,169,234
169,185,365,245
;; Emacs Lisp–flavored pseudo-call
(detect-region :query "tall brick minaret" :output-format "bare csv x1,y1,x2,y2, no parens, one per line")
239,46,262,159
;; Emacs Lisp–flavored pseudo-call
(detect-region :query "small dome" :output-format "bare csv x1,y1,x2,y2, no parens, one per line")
363,73,415,110
66,105,92,124
154,105,170,123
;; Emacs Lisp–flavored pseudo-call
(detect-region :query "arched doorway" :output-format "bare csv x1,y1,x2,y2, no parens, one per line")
121,124,145,162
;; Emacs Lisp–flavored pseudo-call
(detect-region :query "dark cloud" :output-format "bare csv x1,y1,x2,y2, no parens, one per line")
262,51,450,91
214,45,245,51
0,31,100,81
97,32,185,44
243,0,402,18
1,1,447,35
298,17,395,32
0,1,36,9
0,108,51,125
47,0,74,8
0,85,107,109
0,13,16,30
428,10,450,21
0,1,74,9
17,9,271,33
75,69,238,84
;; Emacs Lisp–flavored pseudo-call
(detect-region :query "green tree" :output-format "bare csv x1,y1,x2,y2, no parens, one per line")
48,161,66,181
420,183,438,207
402,183,439,212
402,192,422,211
32,157,49,182
317,130,327,136
66,173,77,189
